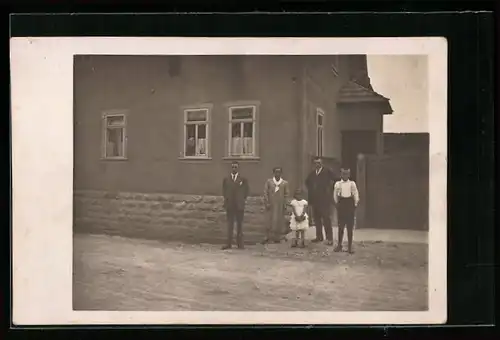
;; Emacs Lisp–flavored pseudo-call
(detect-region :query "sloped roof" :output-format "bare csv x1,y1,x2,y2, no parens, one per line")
338,81,393,114
339,81,389,103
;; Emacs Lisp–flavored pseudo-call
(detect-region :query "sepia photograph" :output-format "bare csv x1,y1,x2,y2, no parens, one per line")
72,53,430,312
11,37,447,325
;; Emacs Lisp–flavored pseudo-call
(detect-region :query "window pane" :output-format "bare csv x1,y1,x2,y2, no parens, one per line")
231,123,242,138
197,140,207,156
317,127,320,154
317,114,323,126
242,122,254,156
186,110,207,122
197,124,206,138
243,122,253,137
107,115,125,127
106,127,124,157
242,136,253,155
231,107,254,120
317,128,323,157
186,124,196,138
185,124,196,156
231,138,242,155
230,123,242,155
197,124,207,156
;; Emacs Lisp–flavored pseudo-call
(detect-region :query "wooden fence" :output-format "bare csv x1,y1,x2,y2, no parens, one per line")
356,153,429,230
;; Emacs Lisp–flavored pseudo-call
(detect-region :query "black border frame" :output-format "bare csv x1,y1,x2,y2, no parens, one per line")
7,7,496,337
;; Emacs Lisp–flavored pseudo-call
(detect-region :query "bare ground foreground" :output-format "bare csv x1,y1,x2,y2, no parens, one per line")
73,233,428,311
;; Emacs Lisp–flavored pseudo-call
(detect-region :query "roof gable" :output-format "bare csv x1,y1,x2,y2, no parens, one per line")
338,81,393,114
339,81,389,103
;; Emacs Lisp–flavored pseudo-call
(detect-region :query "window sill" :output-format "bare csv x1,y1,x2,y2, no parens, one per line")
178,156,213,161
100,157,128,161
223,156,261,162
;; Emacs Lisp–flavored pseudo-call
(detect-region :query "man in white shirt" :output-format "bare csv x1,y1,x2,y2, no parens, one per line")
333,168,360,254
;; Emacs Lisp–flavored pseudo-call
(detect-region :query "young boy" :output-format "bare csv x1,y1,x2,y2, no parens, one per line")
333,168,360,254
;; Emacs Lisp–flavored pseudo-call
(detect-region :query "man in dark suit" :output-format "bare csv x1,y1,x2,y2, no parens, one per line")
305,156,337,245
222,161,249,250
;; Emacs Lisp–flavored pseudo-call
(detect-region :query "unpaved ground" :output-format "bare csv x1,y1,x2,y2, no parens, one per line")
73,233,428,311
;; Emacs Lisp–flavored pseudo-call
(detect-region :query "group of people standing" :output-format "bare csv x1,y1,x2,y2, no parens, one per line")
221,157,360,254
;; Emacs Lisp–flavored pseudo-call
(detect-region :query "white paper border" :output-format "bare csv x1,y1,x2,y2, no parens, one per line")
11,37,447,325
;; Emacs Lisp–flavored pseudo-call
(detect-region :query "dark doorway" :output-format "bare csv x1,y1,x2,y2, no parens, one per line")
341,130,378,181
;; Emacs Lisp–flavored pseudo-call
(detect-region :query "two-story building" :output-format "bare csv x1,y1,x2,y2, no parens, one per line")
73,54,392,243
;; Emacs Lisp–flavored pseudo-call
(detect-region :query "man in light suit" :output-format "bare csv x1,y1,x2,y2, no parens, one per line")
222,161,249,250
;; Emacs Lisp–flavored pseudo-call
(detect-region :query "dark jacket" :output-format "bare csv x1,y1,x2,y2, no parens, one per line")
305,167,336,207
222,174,249,211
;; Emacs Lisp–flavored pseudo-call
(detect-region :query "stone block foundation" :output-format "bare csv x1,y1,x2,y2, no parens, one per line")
73,190,269,245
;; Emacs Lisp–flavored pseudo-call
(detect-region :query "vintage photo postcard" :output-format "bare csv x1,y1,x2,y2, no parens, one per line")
11,37,447,325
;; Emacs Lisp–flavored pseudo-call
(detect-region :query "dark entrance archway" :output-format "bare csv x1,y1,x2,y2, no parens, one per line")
341,130,378,181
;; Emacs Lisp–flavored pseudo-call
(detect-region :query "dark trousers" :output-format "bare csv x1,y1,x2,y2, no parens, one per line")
337,197,355,248
312,204,333,241
226,208,244,247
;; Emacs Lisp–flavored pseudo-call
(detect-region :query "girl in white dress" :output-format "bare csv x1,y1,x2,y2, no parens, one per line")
289,189,309,248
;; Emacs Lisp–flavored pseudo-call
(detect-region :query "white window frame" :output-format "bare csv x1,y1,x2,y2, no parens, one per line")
316,108,325,157
182,107,211,159
227,105,258,158
102,110,128,160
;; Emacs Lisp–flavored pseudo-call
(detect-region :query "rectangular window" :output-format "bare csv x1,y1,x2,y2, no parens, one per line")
103,112,127,159
184,108,210,158
316,108,325,157
228,105,256,157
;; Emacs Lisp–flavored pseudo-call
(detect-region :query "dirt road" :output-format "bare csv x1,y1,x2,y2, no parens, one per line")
73,233,428,311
